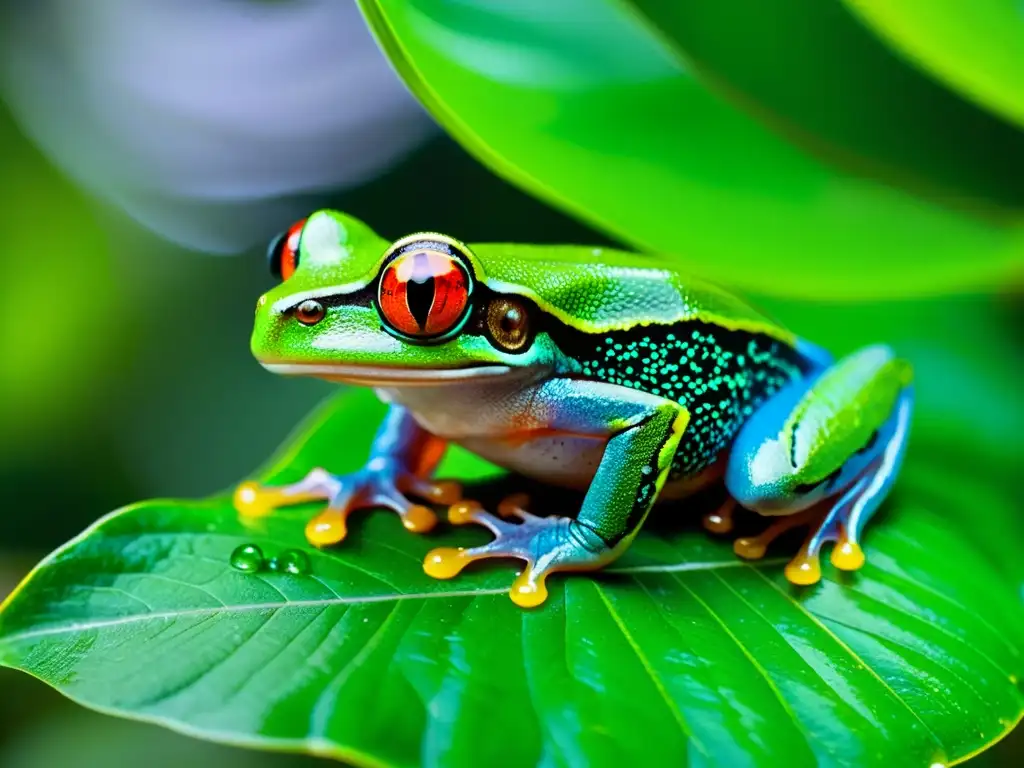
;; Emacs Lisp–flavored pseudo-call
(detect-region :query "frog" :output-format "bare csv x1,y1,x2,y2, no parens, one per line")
234,210,914,608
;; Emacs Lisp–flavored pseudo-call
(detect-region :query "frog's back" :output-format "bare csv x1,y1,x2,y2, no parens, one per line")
473,243,814,478
473,243,794,344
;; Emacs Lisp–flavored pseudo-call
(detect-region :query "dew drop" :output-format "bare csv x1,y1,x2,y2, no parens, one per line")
230,544,264,573
273,548,312,575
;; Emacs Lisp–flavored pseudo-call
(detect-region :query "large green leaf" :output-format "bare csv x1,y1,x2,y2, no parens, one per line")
844,0,1024,130
1,322,1022,768
628,0,1024,208
357,0,1024,299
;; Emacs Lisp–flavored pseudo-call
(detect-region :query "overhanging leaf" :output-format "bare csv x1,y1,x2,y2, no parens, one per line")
1,375,1021,766
843,0,1024,130
356,0,1023,299
627,0,1024,208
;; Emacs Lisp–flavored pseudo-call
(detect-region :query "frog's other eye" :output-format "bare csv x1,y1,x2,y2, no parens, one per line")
377,249,471,340
486,296,531,352
267,218,306,281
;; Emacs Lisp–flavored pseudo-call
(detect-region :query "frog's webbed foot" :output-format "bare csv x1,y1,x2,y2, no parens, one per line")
731,476,872,586
731,506,831,585
233,463,463,547
423,494,613,608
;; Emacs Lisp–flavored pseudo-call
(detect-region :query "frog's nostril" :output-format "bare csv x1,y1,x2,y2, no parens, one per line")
295,299,325,326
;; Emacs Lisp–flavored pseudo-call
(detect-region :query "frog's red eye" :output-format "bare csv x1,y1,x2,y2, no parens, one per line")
378,248,471,339
267,218,306,281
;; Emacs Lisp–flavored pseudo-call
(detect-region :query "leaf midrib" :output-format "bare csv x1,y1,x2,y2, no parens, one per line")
0,589,506,647
0,559,785,648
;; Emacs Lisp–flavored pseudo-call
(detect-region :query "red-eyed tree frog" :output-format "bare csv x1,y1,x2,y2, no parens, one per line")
234,211,913,607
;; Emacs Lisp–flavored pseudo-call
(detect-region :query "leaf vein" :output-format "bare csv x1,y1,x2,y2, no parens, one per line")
749,567,947,753
670,571,817,756
309,603,402,742
591,582,708,757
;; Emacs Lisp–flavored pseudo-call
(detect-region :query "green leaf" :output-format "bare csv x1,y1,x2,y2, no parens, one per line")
356,0,1023,299
628,0,1024,208
844,0,1024,130
1,341,1022,767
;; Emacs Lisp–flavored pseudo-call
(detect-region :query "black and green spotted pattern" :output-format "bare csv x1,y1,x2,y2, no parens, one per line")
559,322,811,477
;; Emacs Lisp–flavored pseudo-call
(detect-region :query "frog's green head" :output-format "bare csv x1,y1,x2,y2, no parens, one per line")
251,210,559,386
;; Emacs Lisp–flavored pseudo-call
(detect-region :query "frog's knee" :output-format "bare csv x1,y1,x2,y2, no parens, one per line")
724,379,822,514
726,344,912,515
726,435,822,515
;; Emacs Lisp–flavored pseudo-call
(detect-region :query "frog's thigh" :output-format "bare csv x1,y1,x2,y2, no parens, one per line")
725,346,913,570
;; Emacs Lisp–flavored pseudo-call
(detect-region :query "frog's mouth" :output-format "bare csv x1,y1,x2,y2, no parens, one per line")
260,362,532,387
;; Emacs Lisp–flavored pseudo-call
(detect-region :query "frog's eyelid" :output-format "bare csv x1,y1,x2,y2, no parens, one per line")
384,233,481,287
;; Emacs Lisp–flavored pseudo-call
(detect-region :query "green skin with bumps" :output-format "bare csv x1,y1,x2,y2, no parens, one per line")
238,210,914,607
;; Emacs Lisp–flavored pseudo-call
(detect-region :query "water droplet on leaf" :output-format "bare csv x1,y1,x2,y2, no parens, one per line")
230,543,264,572
273,548,312,575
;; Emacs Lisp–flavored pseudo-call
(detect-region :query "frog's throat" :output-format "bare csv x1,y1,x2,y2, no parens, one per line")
260,361,521,387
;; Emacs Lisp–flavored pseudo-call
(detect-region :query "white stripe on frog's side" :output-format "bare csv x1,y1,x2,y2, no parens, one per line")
261,362,516,385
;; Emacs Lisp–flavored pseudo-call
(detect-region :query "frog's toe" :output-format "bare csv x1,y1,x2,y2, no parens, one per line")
424,499,609,608
791,519,868,584
783,519,865,586
233,468,341,520
341,469,455,539
382,472,467,533
306,480,440,548
830,529,866,571
305,507,351,547
234,481,271,519
497,493,537,521
732,474,875,587
400,475,463,506
702,497,737,535
446,499,510,531
732,506,822,562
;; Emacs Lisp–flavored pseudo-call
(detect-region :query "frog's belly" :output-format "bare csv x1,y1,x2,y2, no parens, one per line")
455,434,714,500
457,434,606,491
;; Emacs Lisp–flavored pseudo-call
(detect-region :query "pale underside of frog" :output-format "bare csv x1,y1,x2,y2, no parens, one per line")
234,210,913,608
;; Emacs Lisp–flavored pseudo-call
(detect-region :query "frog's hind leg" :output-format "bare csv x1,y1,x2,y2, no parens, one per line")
725,345,914,585
234,405,462,546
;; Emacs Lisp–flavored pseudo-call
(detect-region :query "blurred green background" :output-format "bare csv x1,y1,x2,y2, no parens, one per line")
1,1,1022,766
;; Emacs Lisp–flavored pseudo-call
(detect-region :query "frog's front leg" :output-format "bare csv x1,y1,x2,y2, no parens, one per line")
724,345,914,585
233,404,462,545
423,381,689,608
